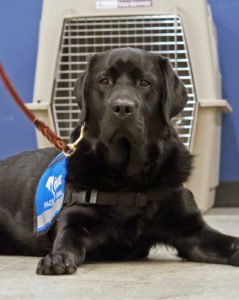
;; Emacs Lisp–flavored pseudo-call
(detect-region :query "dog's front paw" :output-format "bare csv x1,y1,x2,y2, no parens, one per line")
36,252,79,275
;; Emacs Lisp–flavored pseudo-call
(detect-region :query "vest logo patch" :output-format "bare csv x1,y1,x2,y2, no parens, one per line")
45,174,63,200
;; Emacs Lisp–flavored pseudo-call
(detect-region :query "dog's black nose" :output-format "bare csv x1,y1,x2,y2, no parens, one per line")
111,100,135,119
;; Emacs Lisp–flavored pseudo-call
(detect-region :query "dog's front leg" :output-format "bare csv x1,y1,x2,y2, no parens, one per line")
36,206,95,275
161,188,239,266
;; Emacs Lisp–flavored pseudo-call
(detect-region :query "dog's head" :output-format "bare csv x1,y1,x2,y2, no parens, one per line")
74,48,187,148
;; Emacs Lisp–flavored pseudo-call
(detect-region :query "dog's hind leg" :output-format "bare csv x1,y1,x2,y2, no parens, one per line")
0,208,30,255
0,208,51,256
160,188,239,266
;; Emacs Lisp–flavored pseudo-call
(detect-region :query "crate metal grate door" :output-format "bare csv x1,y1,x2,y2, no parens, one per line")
52,14,197,148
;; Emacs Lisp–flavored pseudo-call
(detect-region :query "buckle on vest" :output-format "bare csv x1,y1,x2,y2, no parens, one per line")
89,190,98,204
70,189,98,205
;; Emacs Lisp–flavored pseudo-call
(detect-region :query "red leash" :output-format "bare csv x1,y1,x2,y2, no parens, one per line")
0,63,72,154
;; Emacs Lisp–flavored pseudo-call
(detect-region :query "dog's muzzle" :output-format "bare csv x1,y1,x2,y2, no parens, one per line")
110,99,137,120
100,98,145,146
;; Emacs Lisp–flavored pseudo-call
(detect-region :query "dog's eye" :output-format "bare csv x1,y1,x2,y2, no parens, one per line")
99,78,111,86
139,79,151,87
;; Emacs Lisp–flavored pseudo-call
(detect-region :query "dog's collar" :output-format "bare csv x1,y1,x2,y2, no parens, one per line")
63,187,157,208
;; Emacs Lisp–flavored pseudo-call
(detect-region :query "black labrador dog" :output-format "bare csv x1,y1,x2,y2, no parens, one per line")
0,48,239,275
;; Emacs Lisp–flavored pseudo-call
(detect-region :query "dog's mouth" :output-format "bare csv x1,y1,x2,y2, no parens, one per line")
100,119,145,149
109,129,136,144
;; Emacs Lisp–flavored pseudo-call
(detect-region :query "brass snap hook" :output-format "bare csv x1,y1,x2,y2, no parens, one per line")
63,123,86,157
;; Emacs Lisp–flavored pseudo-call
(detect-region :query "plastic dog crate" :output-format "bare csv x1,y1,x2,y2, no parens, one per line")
26,0,231,212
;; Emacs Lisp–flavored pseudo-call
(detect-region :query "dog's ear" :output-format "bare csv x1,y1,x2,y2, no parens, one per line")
74,69,89,126
159,57,188,120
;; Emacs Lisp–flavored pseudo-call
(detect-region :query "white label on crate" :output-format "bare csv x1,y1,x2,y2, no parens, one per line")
96,0,152,9
96,0,118,9
118,0,152,7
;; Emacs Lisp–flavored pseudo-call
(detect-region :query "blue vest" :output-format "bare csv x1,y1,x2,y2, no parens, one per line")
35,153,67,235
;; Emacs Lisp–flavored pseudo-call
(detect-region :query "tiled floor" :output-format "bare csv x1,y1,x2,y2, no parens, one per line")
0,208,239,300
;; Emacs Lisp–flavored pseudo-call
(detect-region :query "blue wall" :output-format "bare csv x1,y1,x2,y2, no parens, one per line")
0,0,238,182
208,0,239,181
0,0,42,158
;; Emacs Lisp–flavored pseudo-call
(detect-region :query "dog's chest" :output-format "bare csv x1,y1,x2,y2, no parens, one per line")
111,204,159,242
91,205,160,260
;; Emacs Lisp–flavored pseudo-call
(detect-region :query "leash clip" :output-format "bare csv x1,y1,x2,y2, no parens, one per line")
63,123,85,157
